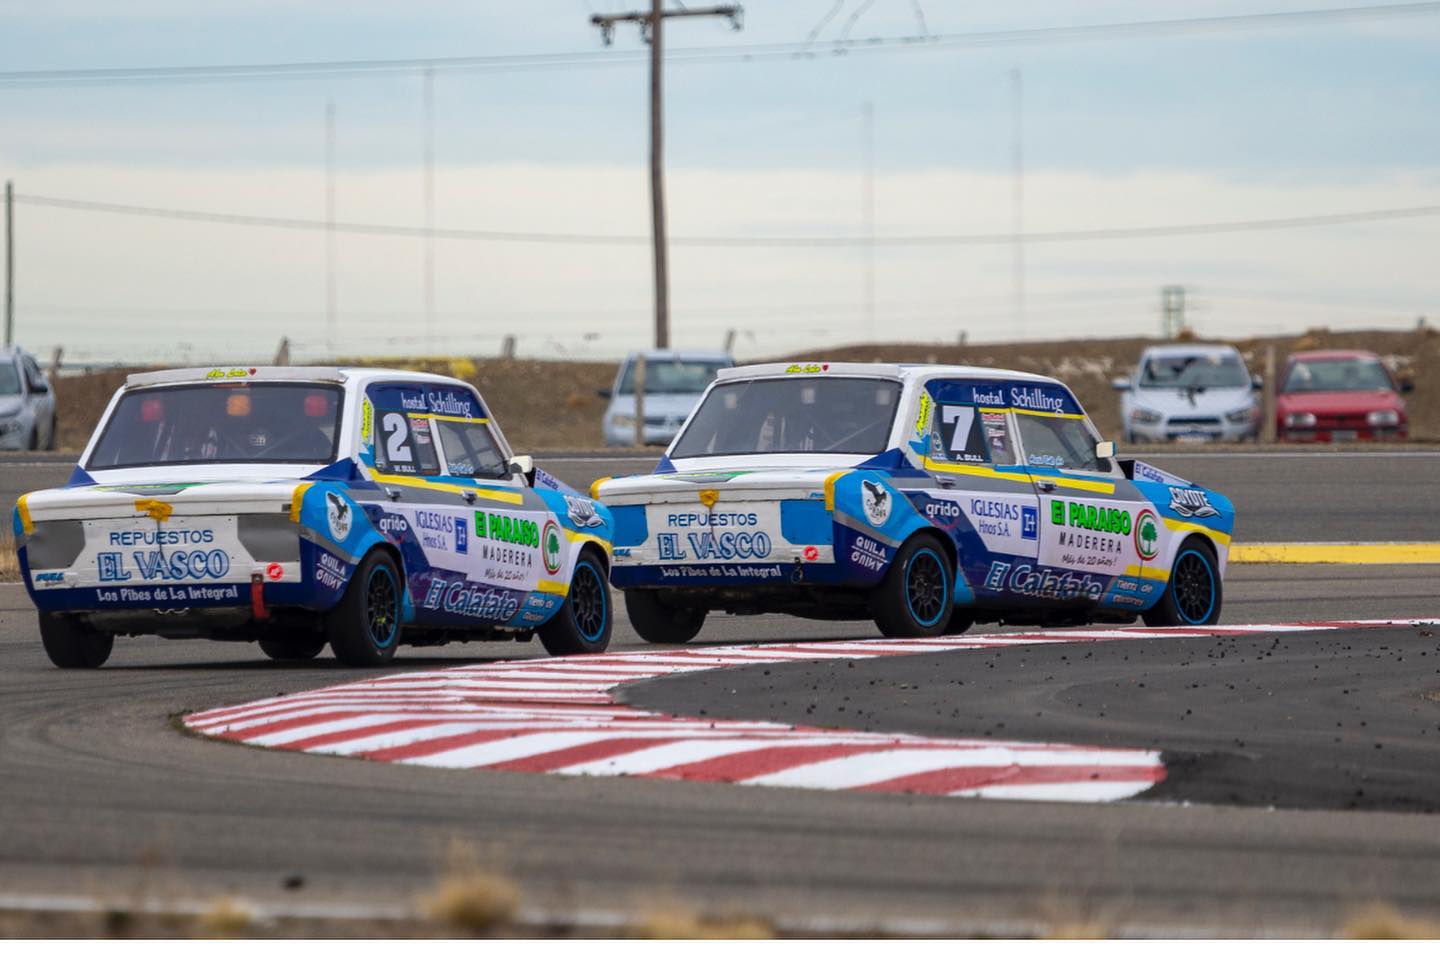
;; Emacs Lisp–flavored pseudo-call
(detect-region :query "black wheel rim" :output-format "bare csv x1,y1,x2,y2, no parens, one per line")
366,566,399,649
571,561,608,642
1172,550,1215,624
905,549,947,627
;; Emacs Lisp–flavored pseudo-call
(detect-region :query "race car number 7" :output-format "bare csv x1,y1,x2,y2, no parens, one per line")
381,412,414,463
940,405,976,452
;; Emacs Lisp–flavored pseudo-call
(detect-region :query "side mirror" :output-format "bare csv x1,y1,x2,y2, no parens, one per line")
1401,380,1415,394
30,382,49,395
1110,378,1131,391
508,454,534,480
597,388,612,399
1251,375,1264,390
1095,440,1116,460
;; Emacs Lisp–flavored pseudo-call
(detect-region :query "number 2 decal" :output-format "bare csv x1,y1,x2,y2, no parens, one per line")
381,412,413,463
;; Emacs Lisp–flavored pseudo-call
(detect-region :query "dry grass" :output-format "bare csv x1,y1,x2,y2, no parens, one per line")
417,842,521,936
0,532,19,582
1341,903,1440,939
626,907,774,940
193,896,257,938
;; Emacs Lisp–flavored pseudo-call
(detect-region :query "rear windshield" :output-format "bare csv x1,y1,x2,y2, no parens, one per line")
87,382,343,469
1139,353,1250,389
671,376,901,457
617,358,727,395
1281,358,1394,394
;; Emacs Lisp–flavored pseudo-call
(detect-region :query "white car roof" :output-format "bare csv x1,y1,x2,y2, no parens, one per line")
1139,343,1240,358
123,366,473,390
715,361,1063,388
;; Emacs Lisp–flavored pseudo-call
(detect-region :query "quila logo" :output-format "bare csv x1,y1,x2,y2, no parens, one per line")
861,479,892,527
1134,509,1160,562
542,520,563,575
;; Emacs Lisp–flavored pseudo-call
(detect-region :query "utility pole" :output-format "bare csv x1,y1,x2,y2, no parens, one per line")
1161,285,1186,339
862,101,875,339
3,181,12,349
422,68,436,353
1010,68,1025,334
591,2,743,351
325,102,337,358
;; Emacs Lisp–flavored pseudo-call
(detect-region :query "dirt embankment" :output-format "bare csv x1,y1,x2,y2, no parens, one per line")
46,327,1439,451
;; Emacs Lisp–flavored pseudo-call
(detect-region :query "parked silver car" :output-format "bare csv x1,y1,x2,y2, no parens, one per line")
600,350,733,447
0,347,57,451
1113,344,1260,443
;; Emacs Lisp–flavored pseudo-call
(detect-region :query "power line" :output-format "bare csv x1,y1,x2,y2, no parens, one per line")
0,2,1436,87
15,191,1440,248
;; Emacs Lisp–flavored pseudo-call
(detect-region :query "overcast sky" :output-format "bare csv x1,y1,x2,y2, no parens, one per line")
1,0,1437,363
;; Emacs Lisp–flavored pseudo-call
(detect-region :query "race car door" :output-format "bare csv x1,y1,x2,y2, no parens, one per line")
916,378,1042,604
365,380,547,627
1008,387,1161,611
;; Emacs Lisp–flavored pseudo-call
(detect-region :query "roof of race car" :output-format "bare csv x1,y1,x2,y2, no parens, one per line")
124,366,472,389
713,361,1062,386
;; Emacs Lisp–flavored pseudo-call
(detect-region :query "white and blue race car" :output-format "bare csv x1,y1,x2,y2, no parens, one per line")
595,362,1235,643
13,366,614,668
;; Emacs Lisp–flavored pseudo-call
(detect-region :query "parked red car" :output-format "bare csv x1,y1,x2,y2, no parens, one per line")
1276,350,1412,442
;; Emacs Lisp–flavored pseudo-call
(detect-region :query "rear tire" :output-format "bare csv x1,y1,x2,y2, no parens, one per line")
258,636,327,661
39,612,114,668
624,589,706,645
1143,537,1222,627
538,550,613,656
327,551,403,666
871,534,954,638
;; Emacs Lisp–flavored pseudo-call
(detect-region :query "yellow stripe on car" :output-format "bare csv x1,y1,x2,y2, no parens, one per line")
921,458,1115,494
369,471,525,505
1164,518,1233,547
289,482,313,523
15,494,33,535
822,471,849,511
590,476,613,501
536,579,569,596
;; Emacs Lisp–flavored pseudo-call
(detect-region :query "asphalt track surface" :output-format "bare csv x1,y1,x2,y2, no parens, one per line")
1,452,1439,935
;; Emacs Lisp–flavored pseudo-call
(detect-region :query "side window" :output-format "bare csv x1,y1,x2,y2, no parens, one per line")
433,417,507,479
1015,415,1111,473
21,356,44,390
367,383,442,476
924,381,1016,466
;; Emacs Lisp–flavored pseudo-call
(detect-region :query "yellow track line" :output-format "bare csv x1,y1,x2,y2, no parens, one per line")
1230,543,1440,564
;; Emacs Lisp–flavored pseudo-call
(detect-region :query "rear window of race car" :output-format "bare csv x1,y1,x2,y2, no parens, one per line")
88,383,343,469
670,376,901,457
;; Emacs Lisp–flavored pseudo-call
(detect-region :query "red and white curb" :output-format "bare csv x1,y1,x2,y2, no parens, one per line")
184,620,1432,805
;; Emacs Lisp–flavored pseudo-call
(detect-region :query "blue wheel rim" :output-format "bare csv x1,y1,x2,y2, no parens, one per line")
366,565,400,649
1171,548,1216,624
904,547,949,628
571,559,609,643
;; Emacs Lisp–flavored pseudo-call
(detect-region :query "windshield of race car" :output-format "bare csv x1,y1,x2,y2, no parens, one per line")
671,376,901,457
617,358,728,395
87,382,343,468
1281,358,1394,393
1139,353,1250,389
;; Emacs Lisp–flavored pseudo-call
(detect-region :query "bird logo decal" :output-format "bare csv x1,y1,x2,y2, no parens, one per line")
861,479,892,526
325,491,353,541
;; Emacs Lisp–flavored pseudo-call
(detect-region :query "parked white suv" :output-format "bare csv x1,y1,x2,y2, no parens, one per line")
0,347,58,451
1113,344,1260,443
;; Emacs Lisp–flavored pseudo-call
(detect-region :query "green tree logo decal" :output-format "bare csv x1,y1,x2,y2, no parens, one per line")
1135,510,1160,561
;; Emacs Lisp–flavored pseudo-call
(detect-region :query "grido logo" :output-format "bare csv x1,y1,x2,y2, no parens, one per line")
1168,487,1220,519
378,514,410,536
924,499,962,521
